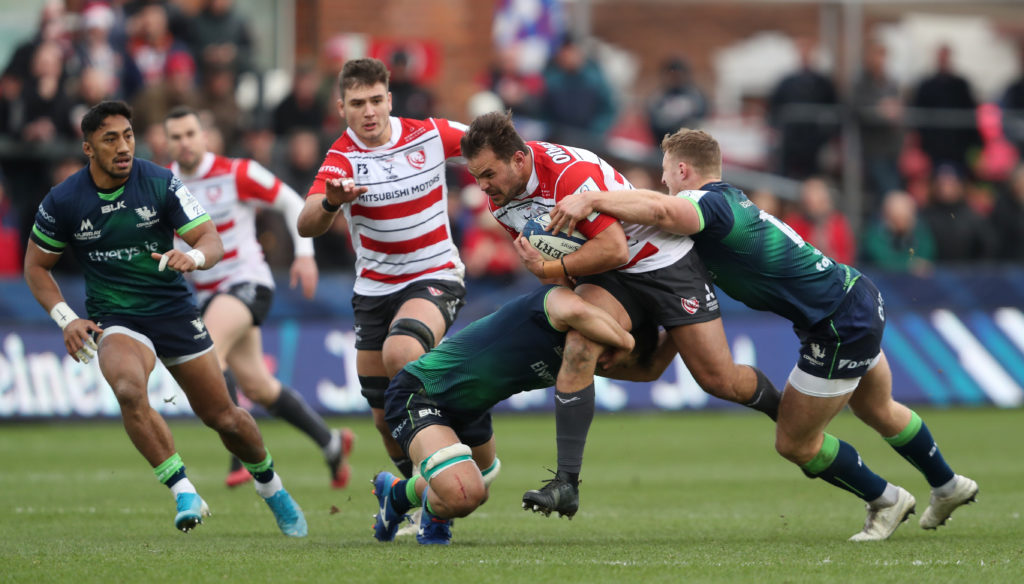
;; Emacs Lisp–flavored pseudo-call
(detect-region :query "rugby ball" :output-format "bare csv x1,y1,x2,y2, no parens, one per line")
521,213,587,261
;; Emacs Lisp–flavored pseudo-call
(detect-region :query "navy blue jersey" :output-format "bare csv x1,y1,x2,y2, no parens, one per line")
30,159,211,318
404,285,568,412
680,181,858,329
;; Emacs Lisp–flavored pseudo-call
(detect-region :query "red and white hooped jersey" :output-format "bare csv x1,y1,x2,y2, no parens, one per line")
309,116,466,296
489,141,694,273
172,152,310,301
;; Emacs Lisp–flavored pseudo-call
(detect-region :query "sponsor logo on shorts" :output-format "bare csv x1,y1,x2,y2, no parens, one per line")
681,297,700,314
704,284,719,312
353,324,362,343
391,419,407,439
417,408,441,419
839,357,874,370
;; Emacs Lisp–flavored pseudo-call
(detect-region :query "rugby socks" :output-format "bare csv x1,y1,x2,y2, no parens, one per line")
267,386,332,448
802,433,887,502
743,366,781,421
884,410,955,488
244,452,283,498
223,372,245,473
555,383,595,483
386,475,419,515
392,456,415,479
155,453,197,496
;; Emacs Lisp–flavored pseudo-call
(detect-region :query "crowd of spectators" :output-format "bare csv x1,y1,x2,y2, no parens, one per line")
2,1,1023,282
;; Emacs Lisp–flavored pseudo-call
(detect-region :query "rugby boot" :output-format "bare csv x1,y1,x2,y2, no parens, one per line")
522,469,579,519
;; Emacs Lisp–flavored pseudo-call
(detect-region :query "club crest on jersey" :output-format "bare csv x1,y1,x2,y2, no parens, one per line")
681,297,700,314
406,149,426,170
135,206,159,227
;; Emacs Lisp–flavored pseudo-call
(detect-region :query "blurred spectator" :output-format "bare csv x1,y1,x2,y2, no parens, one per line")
860,190,935,276
131,50,201,133
540,35,616,148
187,0,254,80
909,44,980,175
3,0,71,87
274,128,321,195
71,2,142,101
748,187,785,218
0,172,21,276
919,164,994,262
197,61,244,152
126,1,191,87
784,176,854,265
767,37,838,180
67,66,117,137
479,44,545,121
974,103,1019,184
1001,44,1024,154
272,62,327,137
852,42,904,212
646,57,707,142
19,41,75,143
387,50,436,120
239,122,275,168
992,165,1024,261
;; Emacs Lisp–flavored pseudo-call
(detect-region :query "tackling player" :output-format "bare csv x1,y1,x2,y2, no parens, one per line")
548,127,979,541
460,112,781,517
24,101,307,536
371,285,675,545
164,106,354,490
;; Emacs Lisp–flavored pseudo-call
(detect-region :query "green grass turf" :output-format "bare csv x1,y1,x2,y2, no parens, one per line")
1,407,1021,583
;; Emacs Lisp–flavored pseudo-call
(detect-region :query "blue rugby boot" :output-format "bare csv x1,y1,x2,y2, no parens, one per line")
416,486,452,545
372,471,408,542
264,489,308,537
174,492,210,533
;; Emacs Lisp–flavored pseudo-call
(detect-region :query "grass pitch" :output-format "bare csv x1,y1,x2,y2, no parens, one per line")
1,407,1021,583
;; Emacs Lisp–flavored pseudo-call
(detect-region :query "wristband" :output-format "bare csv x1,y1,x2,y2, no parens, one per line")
50,301,78,330
560,255,570,278
321,198,341,213
186,249,206,269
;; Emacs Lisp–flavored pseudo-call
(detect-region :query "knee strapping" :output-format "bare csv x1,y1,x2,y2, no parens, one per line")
387,318,435,352
481,457,501,488
420,443,473,482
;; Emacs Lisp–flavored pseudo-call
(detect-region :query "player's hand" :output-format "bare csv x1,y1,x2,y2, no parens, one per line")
549,194,593,235
152,250,202,273
63,319,103,364
324,178,367,206
514,235,547,278
290,255,319,299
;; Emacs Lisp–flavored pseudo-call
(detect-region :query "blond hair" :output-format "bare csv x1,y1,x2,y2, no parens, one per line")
660,128,722,177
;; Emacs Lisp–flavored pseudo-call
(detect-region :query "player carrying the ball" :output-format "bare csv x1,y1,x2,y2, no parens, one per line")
547,127,979,541
460,112,782,518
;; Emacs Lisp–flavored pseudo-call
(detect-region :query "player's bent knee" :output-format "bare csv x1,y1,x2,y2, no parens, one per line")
420,443,473,481
387,318,435,353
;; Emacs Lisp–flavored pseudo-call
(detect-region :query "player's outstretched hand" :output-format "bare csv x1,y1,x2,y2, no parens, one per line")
63,319,102,364
152,249,203,273
290,256,319,299
324,178,367,207
549,194,594,235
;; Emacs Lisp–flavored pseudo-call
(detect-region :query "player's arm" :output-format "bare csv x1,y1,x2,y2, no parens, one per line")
545,287,634,353
24,243,102,363
549,189,703,236
152,219,223,272
271,182,319,299
515,221,630,281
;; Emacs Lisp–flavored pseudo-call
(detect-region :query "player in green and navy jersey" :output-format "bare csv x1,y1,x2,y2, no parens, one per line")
371,284,672,545
548,128,978,542
23,101,308,537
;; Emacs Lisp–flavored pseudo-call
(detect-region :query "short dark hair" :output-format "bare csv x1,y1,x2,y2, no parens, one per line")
338,58,390,97
164,105,200,125
81,100,132,138
460,111,528,161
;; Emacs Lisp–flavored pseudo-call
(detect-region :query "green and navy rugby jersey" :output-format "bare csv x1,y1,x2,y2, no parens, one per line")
30,159,211,318
679,181,859,329
404,285,568,412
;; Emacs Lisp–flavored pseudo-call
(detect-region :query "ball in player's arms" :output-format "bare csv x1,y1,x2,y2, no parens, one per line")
521,212,587,261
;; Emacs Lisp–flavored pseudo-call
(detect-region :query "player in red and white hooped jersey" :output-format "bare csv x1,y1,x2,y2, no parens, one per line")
165,107,354,490
460,112,781,516
297,58,469,500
